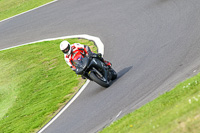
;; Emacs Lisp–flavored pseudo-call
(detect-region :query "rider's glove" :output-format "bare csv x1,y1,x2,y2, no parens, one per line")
97,53,102,58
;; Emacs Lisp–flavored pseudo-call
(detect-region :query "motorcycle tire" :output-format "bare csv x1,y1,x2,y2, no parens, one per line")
89,71,110,88
109,68,117,80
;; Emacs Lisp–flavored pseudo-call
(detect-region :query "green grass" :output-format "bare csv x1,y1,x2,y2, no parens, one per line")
0,0,53,21
0,38,97,133
100,74,200,133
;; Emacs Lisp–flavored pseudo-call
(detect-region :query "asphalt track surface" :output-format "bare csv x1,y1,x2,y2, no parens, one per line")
1,0,200,133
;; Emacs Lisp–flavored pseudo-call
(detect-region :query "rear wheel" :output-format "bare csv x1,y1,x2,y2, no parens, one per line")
109,68,117,80
89,71,110,88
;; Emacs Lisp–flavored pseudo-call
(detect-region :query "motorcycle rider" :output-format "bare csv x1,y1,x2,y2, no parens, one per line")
60,40,112,73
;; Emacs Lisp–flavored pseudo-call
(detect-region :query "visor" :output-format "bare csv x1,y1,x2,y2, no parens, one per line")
62,45,70,54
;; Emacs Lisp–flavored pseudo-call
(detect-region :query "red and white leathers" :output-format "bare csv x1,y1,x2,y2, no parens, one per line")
64,43,112,71
64,43,91,71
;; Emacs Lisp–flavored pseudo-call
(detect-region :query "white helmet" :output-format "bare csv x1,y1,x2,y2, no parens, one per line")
60,41,71,55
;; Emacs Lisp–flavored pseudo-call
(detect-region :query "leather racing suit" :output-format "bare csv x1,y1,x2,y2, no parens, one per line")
64,43,111,71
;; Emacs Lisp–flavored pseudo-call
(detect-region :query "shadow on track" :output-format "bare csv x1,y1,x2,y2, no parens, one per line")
117,66,133,79
108,66,133,86
93,66,133,90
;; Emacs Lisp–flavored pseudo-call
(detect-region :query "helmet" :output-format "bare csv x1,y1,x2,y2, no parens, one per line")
60,41,71,55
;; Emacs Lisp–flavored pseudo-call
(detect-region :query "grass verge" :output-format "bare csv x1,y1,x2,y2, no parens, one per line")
100,73,200,133
0,38,97,133
0,0,54,21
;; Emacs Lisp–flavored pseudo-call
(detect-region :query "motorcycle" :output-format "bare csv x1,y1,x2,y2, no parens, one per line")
72,54,117,88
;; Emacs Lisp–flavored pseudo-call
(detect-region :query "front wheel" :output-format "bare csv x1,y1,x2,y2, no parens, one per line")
89,71,110,88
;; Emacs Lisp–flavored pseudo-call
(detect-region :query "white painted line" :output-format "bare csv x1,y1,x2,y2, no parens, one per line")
38,35,104,133
38,80,90,133
0,34,104,56
116,111,122,118
0,0,58,23
0,34,104,133
111,111,122,124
